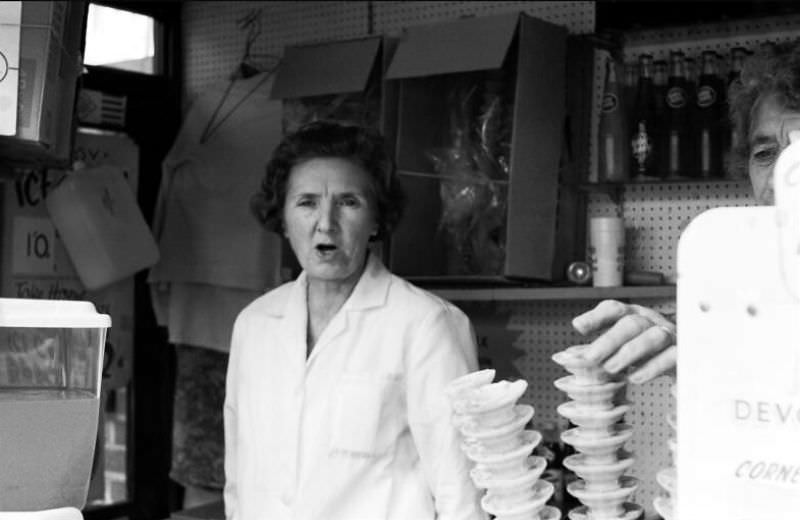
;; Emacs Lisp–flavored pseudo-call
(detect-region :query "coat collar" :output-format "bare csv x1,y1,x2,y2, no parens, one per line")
272,253,392,364
341,252,392,312
265,252,392,318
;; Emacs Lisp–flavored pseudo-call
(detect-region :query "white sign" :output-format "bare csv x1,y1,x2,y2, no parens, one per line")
0,1,21,136
12,216,57,275
676,142,800,519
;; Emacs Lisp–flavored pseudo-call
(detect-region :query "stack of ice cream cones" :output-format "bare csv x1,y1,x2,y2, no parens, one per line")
446,369,561,520
653,382,677,520
552,346,643,520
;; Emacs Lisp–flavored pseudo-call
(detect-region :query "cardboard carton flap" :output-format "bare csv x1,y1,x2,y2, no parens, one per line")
270,36,381,99
386,12,520,80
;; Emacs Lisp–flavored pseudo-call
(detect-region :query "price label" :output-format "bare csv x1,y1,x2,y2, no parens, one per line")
12,216,57,275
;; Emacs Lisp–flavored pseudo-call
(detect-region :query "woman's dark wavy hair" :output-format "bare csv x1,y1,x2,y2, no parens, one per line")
251,120,406,241
729,39,800,178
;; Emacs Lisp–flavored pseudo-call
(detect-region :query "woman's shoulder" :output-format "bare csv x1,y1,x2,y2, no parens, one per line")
237,279,296,320
387,274,468,320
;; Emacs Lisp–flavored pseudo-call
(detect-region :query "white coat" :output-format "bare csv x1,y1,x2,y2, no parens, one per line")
224,253,486,520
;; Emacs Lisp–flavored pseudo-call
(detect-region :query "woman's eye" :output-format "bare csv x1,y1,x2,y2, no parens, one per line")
297,198,316,208
338,197,360,207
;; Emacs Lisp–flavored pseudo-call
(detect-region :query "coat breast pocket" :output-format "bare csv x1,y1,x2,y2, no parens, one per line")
330,373,402,457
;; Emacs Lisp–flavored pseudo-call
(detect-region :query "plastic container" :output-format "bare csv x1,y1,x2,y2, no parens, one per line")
0,298,110,512
45,164,159,290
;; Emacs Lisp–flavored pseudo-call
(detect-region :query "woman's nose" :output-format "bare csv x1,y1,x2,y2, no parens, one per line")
315,200,337,233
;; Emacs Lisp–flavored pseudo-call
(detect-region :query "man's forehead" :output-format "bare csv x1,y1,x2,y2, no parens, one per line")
750,95,800,143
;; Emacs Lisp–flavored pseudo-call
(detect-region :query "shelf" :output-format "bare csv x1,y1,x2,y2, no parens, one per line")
397,169,509,184
430,285,676,302
571,178,750,203
576,178,748,191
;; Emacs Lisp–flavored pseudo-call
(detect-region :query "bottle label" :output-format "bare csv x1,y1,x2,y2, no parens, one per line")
602,93,618,113
666,87,686,108
631,121,652,171
697,85,717,108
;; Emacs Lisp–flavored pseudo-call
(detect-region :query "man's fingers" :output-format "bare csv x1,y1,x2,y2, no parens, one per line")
582,313,653,365
567,300,677,385
572,300,631,335
601,324,675,375
627,345,677,384
629,303,676,330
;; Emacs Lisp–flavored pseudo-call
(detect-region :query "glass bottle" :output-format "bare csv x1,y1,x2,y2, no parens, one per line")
653,59,669,178
685,56,699,176
664,51,690,179
714,50,730,169
695,50,724,178
724,46,748,179
623,61,638,129
630,54,659,180
598,55,629,183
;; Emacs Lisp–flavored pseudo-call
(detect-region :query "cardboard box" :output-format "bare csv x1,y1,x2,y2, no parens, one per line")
270,35,400,276
385,12,582,282
0,1,85,166
271,35,386,133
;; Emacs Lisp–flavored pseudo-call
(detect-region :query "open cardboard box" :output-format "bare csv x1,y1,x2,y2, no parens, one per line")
270,35,400,278
385,12,587,283
272,36,384,132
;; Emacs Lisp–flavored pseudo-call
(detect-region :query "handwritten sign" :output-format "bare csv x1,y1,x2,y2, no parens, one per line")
11,216,57,275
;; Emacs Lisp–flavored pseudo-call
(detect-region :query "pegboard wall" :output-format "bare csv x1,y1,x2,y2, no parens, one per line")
623,12,800,63
180,4,789,519
588,181,754,278
181,1,594,101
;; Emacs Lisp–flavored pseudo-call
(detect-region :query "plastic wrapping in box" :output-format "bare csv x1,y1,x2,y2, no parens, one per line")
426,71,514,276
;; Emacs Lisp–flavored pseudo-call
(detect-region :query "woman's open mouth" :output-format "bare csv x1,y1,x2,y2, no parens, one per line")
315,243,338,256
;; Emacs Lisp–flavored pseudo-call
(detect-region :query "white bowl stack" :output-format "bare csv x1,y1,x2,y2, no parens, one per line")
653,382,677,520
552,346,643,520
446,369,561,520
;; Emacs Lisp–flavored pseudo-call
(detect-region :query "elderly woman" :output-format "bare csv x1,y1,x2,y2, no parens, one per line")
567,40,800,383
223,121,485,520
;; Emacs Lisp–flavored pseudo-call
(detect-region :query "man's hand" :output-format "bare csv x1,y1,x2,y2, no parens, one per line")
569,300,676,384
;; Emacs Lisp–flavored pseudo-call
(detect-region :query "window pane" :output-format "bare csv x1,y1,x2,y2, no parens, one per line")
84,4,156,74
86,386,130,507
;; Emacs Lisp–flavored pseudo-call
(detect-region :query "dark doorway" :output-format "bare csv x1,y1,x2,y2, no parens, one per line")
80,2,183,520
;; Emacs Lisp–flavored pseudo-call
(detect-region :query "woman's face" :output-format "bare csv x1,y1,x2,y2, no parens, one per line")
748,92,800,205
283,157,378,287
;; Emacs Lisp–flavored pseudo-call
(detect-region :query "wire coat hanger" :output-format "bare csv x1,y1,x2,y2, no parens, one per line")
199,9,280,144
234,9,260,79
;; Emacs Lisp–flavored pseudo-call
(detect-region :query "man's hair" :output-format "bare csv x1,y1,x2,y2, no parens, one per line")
728,40,800,177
